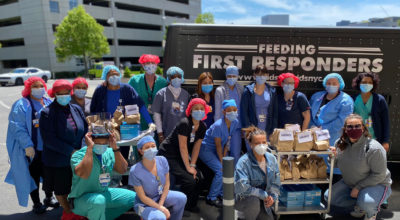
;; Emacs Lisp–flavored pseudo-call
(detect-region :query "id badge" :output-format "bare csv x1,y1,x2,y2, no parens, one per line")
190,133,195,143
158,184,163,195
259,114,266,123
99,173,110,187
138,205,145,216
32,119,39,128
172,101,180,114
147,104,152,114
366,117,373,128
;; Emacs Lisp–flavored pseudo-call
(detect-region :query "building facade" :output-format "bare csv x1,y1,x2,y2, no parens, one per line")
336,17,400,27
261,14,289,25
0,0,201,74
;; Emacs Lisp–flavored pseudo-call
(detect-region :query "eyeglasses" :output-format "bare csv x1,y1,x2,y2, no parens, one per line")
345,124,362,130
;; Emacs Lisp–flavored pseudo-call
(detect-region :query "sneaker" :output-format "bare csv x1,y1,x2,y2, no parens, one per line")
350,206,366,218
364,215,376,220
32,203,46,214
206,198,223,208
43,196,60,208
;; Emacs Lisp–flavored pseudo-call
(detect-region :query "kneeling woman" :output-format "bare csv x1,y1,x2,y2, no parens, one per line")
199,99,241,207
326,114,391,220
234,126,281,220
129,136,187,220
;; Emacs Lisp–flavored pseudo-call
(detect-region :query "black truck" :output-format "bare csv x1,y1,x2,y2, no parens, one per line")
164,24,400,161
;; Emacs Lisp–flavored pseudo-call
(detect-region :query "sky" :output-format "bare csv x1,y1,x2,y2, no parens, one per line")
202,0,400,26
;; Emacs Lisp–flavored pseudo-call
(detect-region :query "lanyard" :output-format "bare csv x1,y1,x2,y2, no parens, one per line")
96,155,106,174
144,77,156,103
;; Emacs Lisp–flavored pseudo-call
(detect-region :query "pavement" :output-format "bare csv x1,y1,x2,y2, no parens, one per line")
0,79,399,220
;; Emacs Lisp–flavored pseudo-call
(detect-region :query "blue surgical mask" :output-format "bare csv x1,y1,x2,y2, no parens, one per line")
144,64,157,75
201,84,213,93
31,88,45,99
143,147,158,160
360,84,373,93
74,89,87,99
326,85,339,94
171,77,182,88
93,144,108,155
226,77,237,86
56,94,71,106
191,110,205,121
255,76,268,85
226,111,238,121
282,84,295,94
108,75,120,86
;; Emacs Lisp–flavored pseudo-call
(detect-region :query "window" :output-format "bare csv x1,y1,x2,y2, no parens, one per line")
2,60,28,69
0,38,24,47
75,58,84,66
0,17,21,28
28,69,38,73
0,0,18,6
69,0,78,9
49,1,59,13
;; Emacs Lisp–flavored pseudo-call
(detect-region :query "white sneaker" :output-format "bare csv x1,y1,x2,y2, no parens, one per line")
350,206,366,218
364,215,376,220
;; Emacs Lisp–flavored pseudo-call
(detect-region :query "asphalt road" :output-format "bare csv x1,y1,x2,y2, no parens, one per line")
0,79,399,220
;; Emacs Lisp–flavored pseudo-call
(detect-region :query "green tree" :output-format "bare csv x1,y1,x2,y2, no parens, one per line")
195,13,215,24
54,5,109,76
398,19,400,26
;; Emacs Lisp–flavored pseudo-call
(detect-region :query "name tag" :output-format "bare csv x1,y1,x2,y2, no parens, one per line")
258,114,266,122
297,131,313,143
279,130,294,141
190,133,195,143
32,119,39,128
99,173,110,187
158,184,163,195
365,117,373,128
315,129,330,141
147,104,152,114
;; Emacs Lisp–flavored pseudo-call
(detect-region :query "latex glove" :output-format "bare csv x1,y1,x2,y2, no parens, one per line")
25,147,35,159
148,123,157,132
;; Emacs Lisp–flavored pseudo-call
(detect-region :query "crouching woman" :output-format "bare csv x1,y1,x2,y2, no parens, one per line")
234,126,281,220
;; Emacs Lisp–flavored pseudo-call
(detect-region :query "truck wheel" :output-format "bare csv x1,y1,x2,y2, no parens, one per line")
15,78,23,86
42,76,48,83
1,83,6,86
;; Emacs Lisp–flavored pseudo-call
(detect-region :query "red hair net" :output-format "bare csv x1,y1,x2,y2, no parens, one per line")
138,54,160,64
48,79,73,98
185,98,210,121
72,77,88,88
277,72,300,89
21,76,47,97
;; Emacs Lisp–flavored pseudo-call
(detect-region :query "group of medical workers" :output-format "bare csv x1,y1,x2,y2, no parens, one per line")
5,53,391,220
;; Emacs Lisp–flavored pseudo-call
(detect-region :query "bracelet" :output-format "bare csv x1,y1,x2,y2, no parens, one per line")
113,147,120,152
189,163,196,168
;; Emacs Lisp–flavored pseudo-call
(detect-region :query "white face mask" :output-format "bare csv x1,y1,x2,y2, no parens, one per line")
254,144,268,155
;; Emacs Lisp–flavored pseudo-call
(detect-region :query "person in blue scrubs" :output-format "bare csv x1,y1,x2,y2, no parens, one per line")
191,72,215,128
309,73,354,184
199,99,241,208
91,65,156,185
240,64,277,150
276,73,310,130
214,66,244,164
152,66,190,142
129,136,187,220
5,77,58,213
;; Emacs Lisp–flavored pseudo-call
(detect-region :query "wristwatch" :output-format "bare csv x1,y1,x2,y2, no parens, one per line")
189,163,196,168
113,147,120,152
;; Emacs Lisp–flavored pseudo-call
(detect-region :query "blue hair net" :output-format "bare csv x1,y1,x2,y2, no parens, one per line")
323,73,345,90
226,66,239,76
166,66,184,83
222,99,237,110
101,65,122,80
137,135,156,149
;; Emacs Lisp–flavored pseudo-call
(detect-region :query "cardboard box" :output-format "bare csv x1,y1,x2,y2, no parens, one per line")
120,124,140,140
303,185,321,207
279,185,305,208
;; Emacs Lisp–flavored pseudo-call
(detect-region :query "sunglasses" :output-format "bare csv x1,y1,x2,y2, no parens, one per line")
345,124,362,130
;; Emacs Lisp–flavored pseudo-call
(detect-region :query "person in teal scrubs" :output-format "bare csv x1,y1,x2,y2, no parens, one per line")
129,54,168,130
69,131,136,220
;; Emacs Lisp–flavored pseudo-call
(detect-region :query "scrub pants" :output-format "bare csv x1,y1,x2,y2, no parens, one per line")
235,196,274,220
324,179,391,218
72,188,136,220
28,151,52,204
199,147,223,200
136,191,187,220
228,130,242,165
